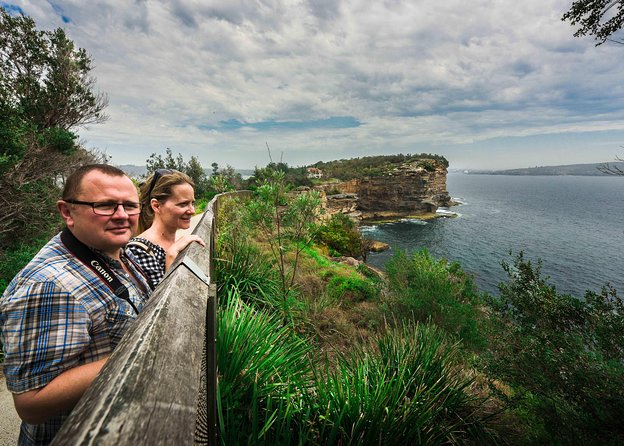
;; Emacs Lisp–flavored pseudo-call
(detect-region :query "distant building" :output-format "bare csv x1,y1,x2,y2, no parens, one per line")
307,167,323,178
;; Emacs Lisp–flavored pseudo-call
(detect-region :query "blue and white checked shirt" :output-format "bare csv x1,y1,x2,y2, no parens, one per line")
0,233,151,445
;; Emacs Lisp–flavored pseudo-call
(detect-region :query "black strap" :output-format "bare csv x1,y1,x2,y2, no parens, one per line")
60,227,139,314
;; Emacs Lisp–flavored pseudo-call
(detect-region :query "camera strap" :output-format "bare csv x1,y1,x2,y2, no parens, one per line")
60,227,139,314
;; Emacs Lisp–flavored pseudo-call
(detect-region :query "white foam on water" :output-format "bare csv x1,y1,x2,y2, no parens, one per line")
436,208,460,218
398,218,428,225
360,225,380,233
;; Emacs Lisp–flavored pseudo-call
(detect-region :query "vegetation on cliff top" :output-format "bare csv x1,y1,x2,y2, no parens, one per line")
310,153,449,180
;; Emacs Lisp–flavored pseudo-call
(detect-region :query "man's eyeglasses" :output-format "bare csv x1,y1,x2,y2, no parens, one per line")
64,199,142,216
145,169,174,199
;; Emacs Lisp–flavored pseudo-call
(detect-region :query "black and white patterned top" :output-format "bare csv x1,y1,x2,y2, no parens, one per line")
125,237,167,290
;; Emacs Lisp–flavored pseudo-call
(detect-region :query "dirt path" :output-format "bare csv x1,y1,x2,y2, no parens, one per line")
0,371,20,445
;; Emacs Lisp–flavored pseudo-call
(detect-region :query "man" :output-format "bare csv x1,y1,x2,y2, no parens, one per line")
0,164,151,445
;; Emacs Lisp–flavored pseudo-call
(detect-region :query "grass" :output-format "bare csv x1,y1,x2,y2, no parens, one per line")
217,287,499,445
308,322,498,445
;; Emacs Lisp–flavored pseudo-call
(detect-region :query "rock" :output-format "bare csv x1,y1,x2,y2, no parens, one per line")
368,240,390,252
316,160,451,220
333,256,362,267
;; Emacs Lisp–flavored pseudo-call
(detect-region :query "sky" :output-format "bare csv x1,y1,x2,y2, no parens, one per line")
5,0,624,170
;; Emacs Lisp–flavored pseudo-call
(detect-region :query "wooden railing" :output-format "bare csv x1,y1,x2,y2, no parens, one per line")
52,192,251,445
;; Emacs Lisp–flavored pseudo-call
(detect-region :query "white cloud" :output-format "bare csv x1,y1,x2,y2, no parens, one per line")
9,0,624,169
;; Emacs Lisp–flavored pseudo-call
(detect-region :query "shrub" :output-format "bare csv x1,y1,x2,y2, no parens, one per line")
384,249,486,351
326,274,380,302
482,252,624,445
316,213,363,258
194,197,209,213
214,234,283,311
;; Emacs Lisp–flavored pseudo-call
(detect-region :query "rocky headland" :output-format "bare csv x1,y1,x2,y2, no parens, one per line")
315,159,452,222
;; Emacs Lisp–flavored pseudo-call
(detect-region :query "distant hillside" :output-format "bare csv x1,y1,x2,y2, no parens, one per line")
117,164,148,178
466,162,624,176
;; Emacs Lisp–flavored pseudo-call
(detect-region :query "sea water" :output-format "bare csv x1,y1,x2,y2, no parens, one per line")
363,173,624,297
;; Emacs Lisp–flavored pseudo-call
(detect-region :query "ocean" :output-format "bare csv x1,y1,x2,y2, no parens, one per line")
363,173,624,297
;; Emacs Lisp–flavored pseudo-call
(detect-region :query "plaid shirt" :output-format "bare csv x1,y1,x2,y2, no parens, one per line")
0,233,151,445
125,237,167,290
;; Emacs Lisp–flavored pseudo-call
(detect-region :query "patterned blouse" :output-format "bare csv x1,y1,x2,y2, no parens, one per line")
125,237,167,290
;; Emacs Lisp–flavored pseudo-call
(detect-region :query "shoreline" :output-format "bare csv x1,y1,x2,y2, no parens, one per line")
360,210,458,225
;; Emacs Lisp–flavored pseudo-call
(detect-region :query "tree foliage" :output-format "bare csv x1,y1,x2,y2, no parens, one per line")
316,213,364,258
145,148,210,196
0,8,108,138
311,153,449,181
0,7,108,249
247,162,312,189
563,0,624,45
483,252,624,444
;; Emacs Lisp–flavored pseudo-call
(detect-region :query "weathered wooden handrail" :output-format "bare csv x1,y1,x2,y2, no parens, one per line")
51,192,253,445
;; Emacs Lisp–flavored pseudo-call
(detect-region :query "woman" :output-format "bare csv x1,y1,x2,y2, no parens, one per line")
126,169,205,289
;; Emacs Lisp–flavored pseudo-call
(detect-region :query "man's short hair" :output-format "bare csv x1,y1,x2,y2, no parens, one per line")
62,164,128,200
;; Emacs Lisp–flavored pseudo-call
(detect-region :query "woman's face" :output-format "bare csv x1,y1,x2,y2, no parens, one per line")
155,182,195,231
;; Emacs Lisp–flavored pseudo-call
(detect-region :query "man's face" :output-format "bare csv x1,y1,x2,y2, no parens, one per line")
58,170,139,258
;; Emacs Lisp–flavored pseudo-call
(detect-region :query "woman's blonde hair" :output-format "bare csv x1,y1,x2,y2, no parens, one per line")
138,169,195,232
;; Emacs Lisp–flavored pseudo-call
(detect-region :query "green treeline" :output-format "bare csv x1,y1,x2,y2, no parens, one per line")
311,153,449,180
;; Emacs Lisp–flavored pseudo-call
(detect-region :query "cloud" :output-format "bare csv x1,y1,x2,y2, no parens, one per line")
8,0,624,169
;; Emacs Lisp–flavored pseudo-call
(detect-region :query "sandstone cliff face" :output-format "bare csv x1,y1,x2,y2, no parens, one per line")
318,161,450,220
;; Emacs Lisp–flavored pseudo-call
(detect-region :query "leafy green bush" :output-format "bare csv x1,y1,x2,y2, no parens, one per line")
0,238,49,295
384,249,486,351
39,127,77,154
482,252,624,445
316,213,363,258
417,159,437,172
326,274,380,302
214,235,282,310
217,290,499,445
194,197,209,213
244,171,321,299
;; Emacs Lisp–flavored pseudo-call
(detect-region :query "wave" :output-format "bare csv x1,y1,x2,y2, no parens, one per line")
398,218,428,225
436,208,459,217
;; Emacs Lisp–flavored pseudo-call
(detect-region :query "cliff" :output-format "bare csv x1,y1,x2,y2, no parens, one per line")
318,160,451,221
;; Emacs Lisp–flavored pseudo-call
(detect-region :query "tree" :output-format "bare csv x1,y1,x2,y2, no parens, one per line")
0,7,108,249
563,0,624,45
146,147,184,173
145,149,210,197
598,154,624,175
482,252,624,444
245,170,322,305
186,155,209,196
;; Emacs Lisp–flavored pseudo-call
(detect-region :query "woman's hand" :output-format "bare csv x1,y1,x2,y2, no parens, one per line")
165,234,206,270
